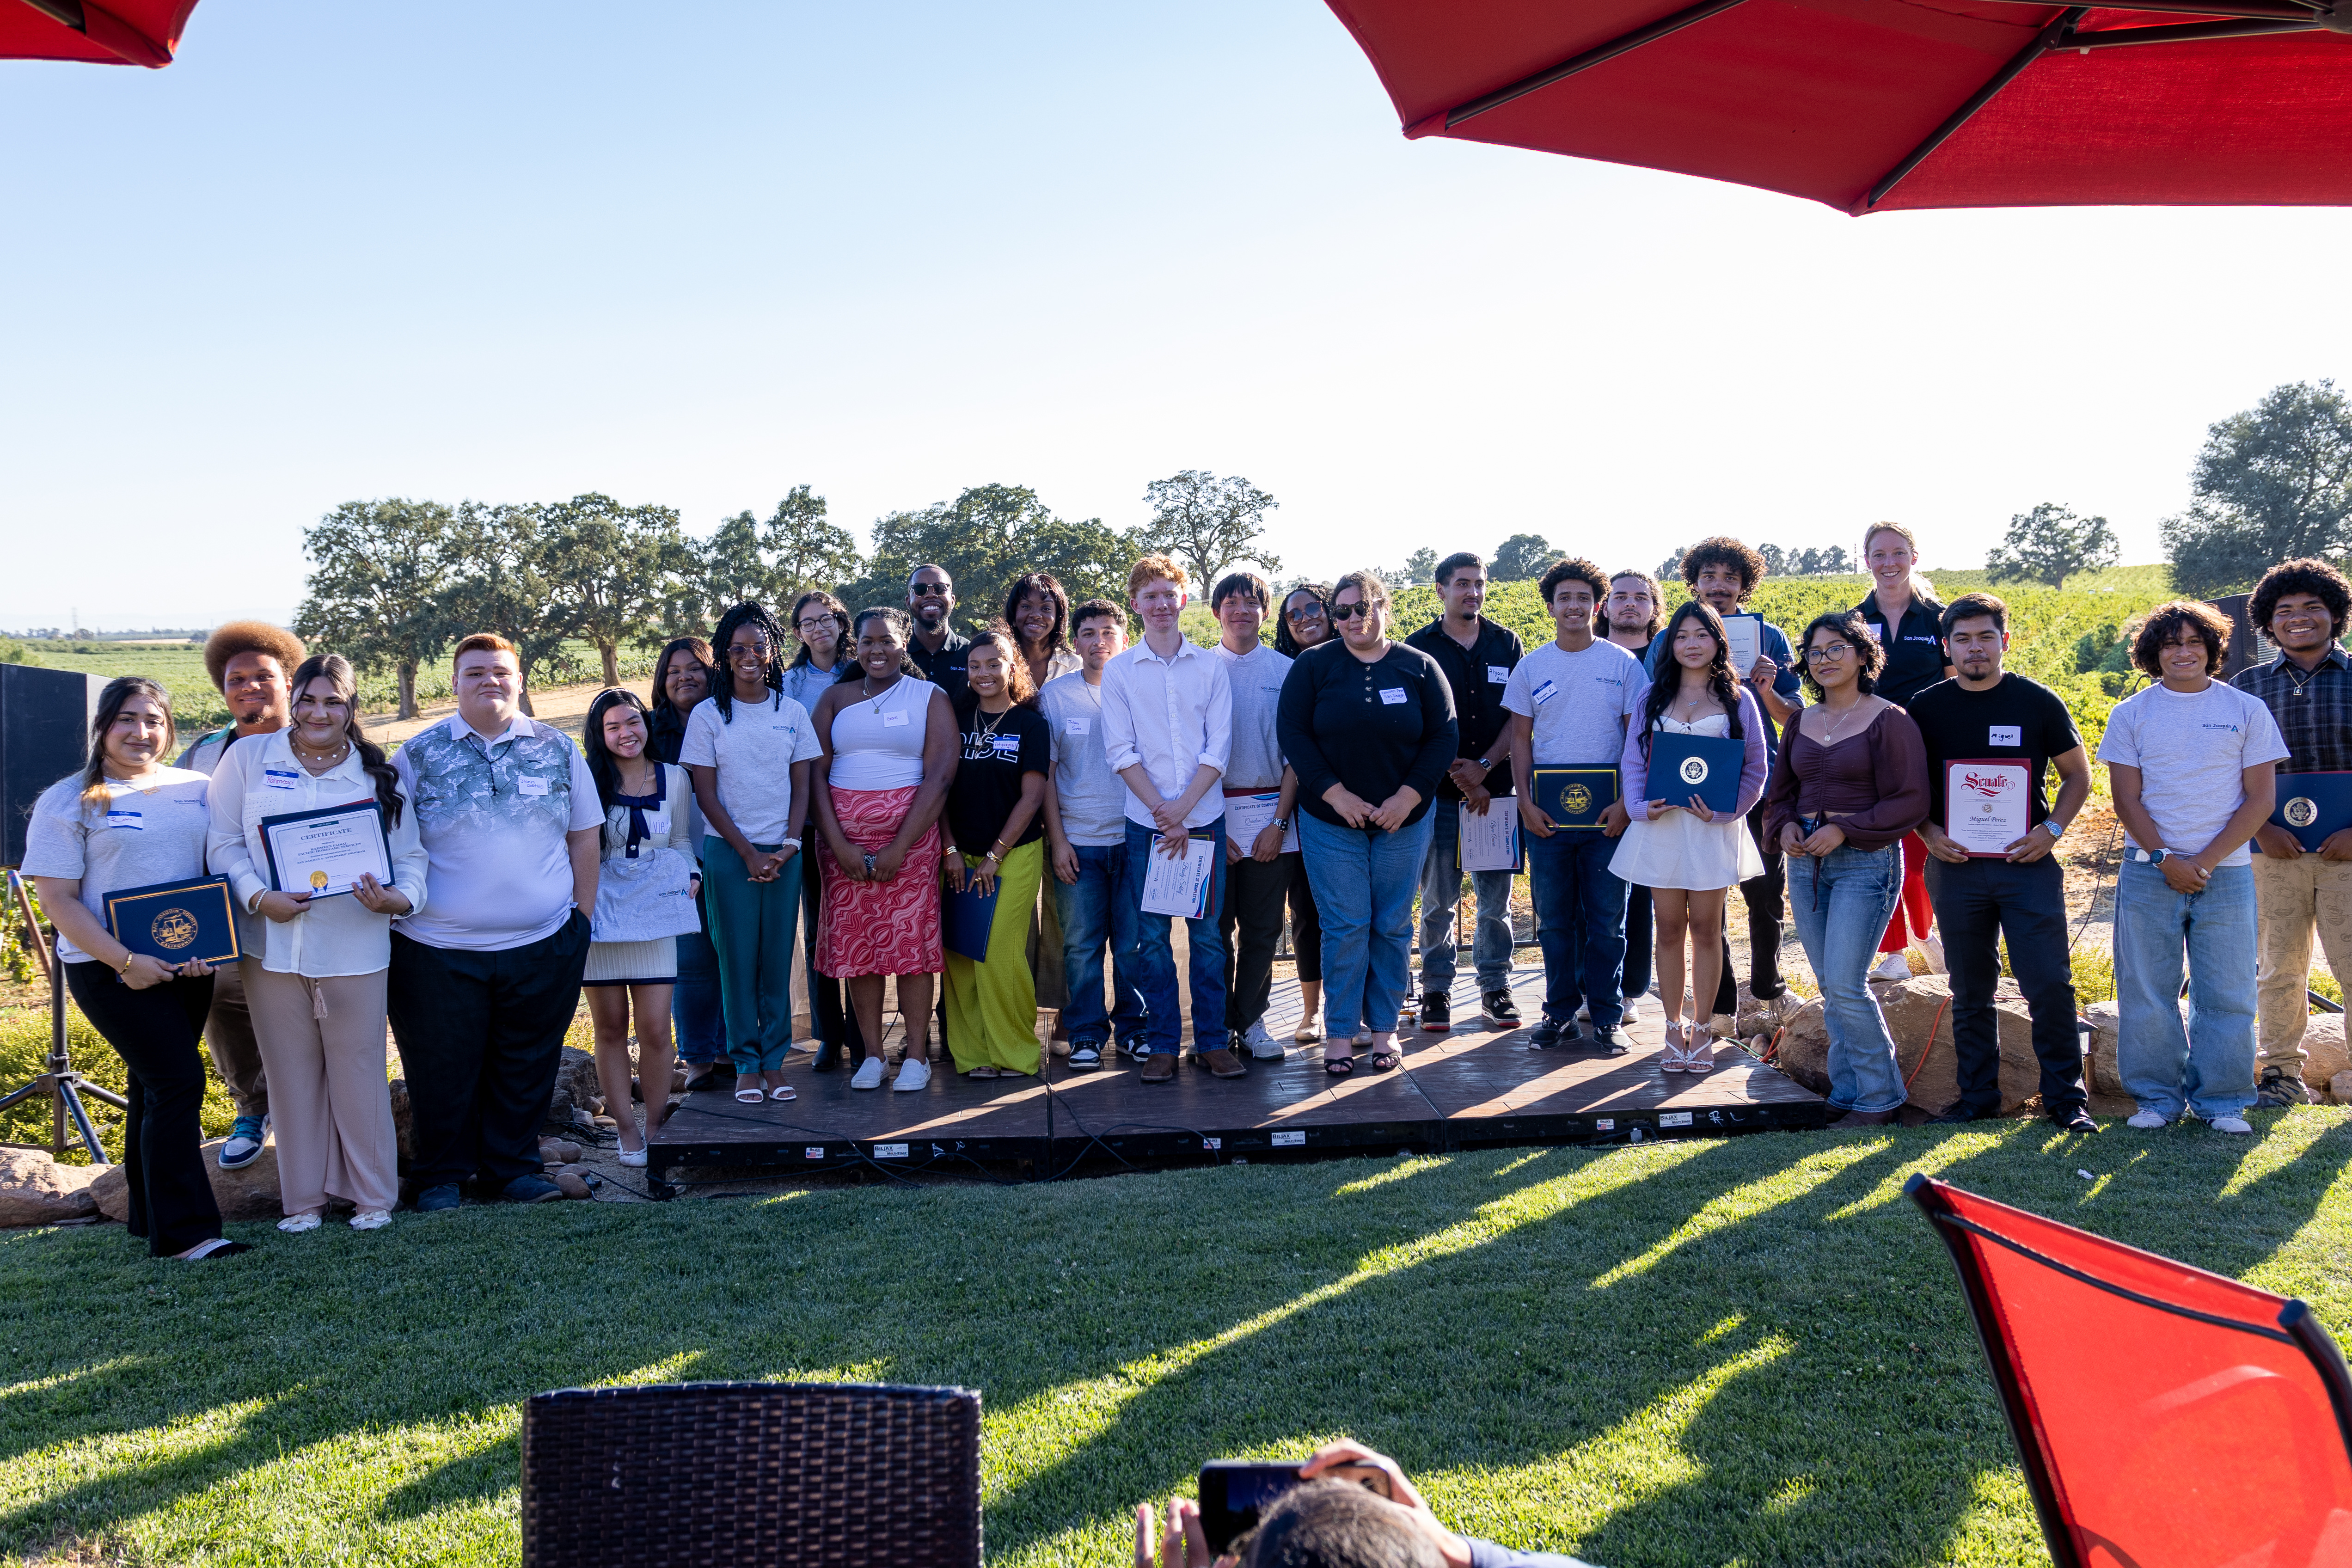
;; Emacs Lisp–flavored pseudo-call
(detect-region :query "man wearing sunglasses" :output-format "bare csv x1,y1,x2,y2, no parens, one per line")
906,564,970,706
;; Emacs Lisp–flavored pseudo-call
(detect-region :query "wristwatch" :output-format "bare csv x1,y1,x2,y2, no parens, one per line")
1272,816,1291,832
2040,818,2067,841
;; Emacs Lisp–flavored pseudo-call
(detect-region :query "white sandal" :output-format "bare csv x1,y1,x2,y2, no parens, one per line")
277,1212,322,1233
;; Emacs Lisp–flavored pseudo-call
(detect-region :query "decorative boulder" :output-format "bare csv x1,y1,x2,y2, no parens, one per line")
543,1047,600,1131
2297,1014,2350,1094
2089,999,2347,1101
2331,1070,2352,1106
388,1078,413,1165
0,1147,103,1228
92,1135,282,1224
1773,975,2051,1116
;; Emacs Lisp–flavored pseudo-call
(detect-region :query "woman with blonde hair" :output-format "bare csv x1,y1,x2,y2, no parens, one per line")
1856,521,1953,981
208,654,424,1231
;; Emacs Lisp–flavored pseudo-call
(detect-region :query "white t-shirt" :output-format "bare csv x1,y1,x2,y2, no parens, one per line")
20,768,213,962
2095,680,2289,868
392,713,603,952
680,691,824,844
1501,639,1648,765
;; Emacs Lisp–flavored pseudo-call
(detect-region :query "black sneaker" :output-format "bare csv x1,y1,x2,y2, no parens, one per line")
1480,991,1520,1029
1420,992,1451,1033
2050,1106,2099,1133
502,1173,564,1204
1529,1017,1569,1050
1586,1025,1634,1057
415,1183,462,1214
2255,1066,2312,1108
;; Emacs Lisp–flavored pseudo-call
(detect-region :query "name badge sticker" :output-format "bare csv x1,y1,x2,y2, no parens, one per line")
263,767,300,791
1532,679,1558,705
1487,665,1510,684
1065,716,1090,735
1378,687,1407,705
517,775,551,797
106,808,144,831
1989,725,2022,747
882,710,910,728
992,735,1020,757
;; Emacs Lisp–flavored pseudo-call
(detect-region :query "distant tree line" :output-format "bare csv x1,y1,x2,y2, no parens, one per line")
294,470,1278,717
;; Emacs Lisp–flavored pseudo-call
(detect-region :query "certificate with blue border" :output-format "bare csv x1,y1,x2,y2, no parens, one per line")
1529,767,1619,831
1643,732,1745,816
104,876,241,966
2272,772,2352,851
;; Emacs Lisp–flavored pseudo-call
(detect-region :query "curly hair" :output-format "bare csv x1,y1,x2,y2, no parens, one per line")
1640,601,1745,756
710,601,789,721
1797,610,1885,698
1537,557,1608,608
2130,600,2233,679
202,619,306,691
2249,558,2352,643
1274,583,1332,657
1680,537,1767,598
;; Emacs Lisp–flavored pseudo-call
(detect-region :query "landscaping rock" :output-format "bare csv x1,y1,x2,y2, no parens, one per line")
2297,1014,2349,1094
91,1136,282,1224
0,1147,103,1228
553,1169,592,1199
2089,1000,2347,1102
539,1139,582,1164
1733,986,1806,1042
544,1047,599,1131
388,1078,413,1165
2332,1070,2352,1106
1772,975,2046,1115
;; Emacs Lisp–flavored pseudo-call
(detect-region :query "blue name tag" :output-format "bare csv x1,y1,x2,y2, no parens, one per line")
1533,679,1558,705
106,808,143,831
264,767,300,790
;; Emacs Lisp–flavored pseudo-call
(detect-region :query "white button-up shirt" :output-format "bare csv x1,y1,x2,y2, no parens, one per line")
1100,635,1234,831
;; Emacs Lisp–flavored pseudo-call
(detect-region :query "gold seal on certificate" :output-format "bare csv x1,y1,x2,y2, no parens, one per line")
1945,760,2030,857
259,801,393,899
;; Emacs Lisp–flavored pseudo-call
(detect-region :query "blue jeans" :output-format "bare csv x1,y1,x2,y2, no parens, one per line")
1300,810,1435,1041
2113,858,2257,1120
671,922,726,1066
1525,827,1629,1029
1787,844,1905,1115
1419,798,1516,995
1052,842,1147,1050
1124,819,1229,1055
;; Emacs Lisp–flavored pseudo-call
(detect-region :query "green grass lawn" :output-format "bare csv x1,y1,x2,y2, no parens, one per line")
4,1111,2348,1567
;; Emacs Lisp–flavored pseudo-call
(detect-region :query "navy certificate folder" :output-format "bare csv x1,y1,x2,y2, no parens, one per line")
943,879,1000,962
2272,772,2352,851
1528,767,1620,830
104,876,241,966
1642,732,1746,816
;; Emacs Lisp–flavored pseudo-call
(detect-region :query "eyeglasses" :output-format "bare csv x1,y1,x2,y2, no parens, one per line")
1331,602,1379,621
794,618,837,634
1806,643,1854,661
910,583,952,598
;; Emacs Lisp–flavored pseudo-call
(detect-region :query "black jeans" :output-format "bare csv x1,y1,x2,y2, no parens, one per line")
1924,853,2086,1117
1709,801,1788,1014
1285,851,1323,984
388,913,590,1191
1623,884,1654,1001
1221,852,1289,1032
65,961,221,1256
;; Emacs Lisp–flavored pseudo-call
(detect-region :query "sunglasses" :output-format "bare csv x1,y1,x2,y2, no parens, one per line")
911,584,952,598
1331,601,1379,621
1286,605,1325,621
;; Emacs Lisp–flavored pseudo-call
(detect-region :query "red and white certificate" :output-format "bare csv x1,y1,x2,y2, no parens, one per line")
1945,759,2031,857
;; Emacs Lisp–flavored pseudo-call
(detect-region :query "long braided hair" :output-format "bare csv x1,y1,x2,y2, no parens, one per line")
1639,600,1745,758
710,601,788,723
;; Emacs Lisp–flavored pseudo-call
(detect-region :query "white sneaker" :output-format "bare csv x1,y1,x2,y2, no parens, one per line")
349,1209,392,1231
1243,1019,1286,1060
2127,1110,2169,1130
276,1213,321,1233
1871,953,1912,981
894,1059,932,1092
1918,934,1947,974
1575,1003,1591,1023
2206,1115,2254,1135
851,1057,885,1090
1621,998,1642,1023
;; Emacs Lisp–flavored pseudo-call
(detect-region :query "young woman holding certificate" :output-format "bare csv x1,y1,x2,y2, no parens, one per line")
940,629,1051,1079
1608,603,1768,1073
207,654,423,1233
24,678,241,1259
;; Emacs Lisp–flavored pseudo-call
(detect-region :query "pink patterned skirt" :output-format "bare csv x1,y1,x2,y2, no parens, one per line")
818,784,943,977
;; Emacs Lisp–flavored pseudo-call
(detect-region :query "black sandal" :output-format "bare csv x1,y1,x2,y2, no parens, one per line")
1365,1043,1403,1073
1324,1053,1355,1077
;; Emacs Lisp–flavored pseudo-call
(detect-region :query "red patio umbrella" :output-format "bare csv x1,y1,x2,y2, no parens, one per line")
1323,0,2352,213
2,0,196,67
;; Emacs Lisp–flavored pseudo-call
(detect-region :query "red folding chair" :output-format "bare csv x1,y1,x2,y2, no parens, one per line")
1906,1175,2352,1568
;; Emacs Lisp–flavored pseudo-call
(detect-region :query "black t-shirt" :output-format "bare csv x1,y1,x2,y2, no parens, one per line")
946,699,1050,852
1905,674,2082,828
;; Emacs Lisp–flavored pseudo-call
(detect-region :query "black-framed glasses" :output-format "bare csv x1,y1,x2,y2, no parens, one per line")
1331,601,1378,621
1805,643,1855,661
910,583,952,598
794,617,838,634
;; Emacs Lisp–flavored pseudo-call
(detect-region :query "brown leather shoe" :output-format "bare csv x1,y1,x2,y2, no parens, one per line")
1194,1047,1249,1079
1141,1053,1176,1084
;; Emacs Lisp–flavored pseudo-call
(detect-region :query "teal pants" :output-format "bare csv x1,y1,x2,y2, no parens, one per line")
702,835,803,1072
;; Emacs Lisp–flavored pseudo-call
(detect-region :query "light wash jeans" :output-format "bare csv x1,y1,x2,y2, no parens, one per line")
1419,797,1517,996
1787,843,1906,1115
1300,810,1435,1041
2113,858,2257,1120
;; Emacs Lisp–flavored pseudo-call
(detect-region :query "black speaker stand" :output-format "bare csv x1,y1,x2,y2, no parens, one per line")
1,870,123,1163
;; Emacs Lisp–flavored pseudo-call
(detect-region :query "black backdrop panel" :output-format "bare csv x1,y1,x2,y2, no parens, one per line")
1,664,102,867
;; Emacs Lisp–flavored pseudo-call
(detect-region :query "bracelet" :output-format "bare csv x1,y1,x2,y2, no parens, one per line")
941,843,960,858
116,949,135,977
782,836,802,849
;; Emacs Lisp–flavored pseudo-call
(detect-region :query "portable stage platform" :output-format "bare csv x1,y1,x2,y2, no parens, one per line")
645,964,1823,1194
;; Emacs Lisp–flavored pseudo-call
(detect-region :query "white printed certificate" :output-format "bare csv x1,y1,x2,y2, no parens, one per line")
1945,760,2030,857
1722,612,1763,677
1458,801,1520,872
1140,834,1219,919
1222,792,1300,855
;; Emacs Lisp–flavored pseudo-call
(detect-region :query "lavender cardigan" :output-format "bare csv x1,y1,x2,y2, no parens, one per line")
1618,686,1770,821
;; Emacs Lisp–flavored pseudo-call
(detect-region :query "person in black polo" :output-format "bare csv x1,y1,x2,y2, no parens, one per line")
1910,592,2095,1132
905,563,971,705
1605,569,1666,1020
1403,551,1524,1033
1858,522,1955,982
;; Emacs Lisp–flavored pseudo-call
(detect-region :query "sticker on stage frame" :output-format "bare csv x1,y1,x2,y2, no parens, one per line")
1272,1130,1305,1147
1660,1111,1693,1127
874,1143,908,1159
1594,1118,1615,1131
1201,1137,1221,1151
804,1146,824,1160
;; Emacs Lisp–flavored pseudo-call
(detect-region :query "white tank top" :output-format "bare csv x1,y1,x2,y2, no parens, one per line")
827,675,933,790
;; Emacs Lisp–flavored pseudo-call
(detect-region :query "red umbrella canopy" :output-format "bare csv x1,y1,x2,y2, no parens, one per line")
2,0,197,67
1324,0,2352,213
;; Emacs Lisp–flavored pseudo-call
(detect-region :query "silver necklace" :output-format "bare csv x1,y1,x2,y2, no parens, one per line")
862,675,895,714
1818,698,1868,746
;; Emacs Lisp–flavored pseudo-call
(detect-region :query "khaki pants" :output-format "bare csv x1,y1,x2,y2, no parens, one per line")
203,957,269,1120
2253,853,2352,1076
243,963,400,1215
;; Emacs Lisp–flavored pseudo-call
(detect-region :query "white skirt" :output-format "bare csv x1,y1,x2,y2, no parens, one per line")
1608,808,1764,892
584,937,676,987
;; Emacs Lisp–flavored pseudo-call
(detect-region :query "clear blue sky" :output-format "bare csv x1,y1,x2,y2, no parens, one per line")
7,1,2352,629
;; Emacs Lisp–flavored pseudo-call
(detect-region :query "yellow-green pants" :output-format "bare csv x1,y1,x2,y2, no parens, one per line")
943,839,1045,1076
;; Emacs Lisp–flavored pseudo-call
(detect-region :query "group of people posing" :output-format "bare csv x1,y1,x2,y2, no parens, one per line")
24,527,2338,1259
